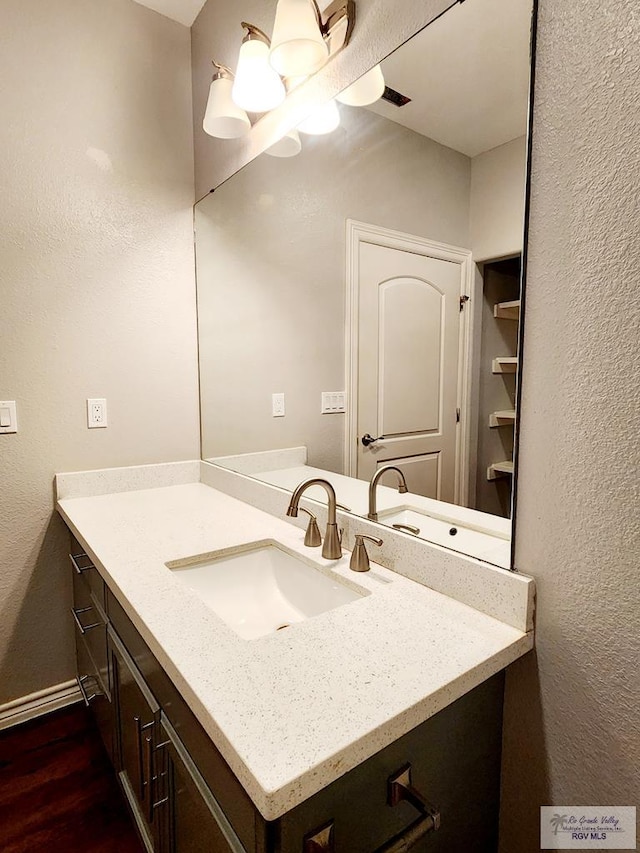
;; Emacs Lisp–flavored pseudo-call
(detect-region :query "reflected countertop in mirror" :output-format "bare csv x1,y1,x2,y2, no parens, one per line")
196,0,534,569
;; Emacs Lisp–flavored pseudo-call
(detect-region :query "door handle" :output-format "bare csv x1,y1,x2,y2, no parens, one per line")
361,433,383,447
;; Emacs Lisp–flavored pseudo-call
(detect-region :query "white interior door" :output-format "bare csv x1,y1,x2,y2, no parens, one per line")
355,240,463,501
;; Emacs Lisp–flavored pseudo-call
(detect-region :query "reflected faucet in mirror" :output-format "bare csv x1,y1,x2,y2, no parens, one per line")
368,466,408,522
286,478,343,559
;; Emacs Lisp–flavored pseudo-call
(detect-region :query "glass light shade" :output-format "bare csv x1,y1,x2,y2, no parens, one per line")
336,65,386,107
203,77,251,139
265,129,302,158
298,100,340,135
269,0,329,78
232,39,286,113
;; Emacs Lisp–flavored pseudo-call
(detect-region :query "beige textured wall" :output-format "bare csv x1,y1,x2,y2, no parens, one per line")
501,0,640,848
0,0,199,704
197,107,470,471
470,136,527,262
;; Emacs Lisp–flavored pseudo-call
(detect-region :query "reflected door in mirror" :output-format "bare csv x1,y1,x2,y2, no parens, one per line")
355,238,462,501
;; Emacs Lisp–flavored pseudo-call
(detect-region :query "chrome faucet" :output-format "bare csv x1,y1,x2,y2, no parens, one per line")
368,465,408,521
286,478,343,560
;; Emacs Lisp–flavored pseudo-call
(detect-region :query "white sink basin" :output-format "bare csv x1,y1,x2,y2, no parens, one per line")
377,506,510,558
167,542,367,640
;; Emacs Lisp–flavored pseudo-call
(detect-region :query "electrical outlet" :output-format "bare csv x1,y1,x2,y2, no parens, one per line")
272,393,285,418
87,398,108,429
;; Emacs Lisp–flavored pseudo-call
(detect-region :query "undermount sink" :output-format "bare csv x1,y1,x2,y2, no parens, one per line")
166,542,367,640
377,506,509,555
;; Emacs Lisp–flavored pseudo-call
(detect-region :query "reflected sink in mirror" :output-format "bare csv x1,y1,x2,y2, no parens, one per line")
167,542,367,640
376,506,511,567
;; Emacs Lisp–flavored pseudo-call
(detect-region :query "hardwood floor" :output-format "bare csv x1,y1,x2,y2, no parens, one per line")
0,703,143,853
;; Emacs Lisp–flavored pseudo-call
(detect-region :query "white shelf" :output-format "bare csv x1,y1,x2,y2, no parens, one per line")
487,460,514,481
489,410,516,428
494,299,520,320
492,357,518,374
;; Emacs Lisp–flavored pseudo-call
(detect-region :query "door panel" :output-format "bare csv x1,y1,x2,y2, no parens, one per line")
381,454,440,500
379,279,443,435
356,240,462,502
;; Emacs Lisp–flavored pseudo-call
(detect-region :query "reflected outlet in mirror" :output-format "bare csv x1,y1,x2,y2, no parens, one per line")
195,0,535,569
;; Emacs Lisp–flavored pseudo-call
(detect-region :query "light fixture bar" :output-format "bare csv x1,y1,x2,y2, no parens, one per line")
240,22,271,46
317,0,355,58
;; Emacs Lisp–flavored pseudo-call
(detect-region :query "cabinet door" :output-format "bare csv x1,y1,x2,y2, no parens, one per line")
110,629,162,852
158,715,246,853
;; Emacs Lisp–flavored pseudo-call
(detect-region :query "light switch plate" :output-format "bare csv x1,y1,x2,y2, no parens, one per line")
321,391,346,414
0,401,17,434
87,398,108,428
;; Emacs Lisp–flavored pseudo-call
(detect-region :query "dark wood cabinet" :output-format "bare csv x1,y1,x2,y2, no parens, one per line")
71,547,114,762
69,536,504,853
160,714,240,853
110,630,163,852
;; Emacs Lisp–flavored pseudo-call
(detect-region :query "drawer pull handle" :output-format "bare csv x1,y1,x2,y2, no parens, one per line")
304,820,335,852
375,764,440,853
70,552,95,574
144,735,154,822
134,716,154,802
77,674,102,706
71,606,101,635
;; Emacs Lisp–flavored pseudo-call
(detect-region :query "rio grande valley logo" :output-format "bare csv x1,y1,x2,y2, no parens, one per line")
540,807,636,850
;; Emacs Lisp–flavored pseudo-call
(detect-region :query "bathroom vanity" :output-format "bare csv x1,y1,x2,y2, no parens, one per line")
57,463,534,852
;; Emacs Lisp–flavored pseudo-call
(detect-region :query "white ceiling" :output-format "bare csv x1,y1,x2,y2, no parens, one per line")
132,0,206,27
368,0,533,157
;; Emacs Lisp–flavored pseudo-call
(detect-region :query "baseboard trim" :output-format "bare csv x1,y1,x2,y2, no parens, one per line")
0,679,83,732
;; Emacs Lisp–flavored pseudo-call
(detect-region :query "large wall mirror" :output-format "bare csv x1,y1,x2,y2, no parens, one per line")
196,0,535,570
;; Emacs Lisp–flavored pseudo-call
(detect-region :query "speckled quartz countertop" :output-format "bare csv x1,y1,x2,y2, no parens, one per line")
57,479,533,820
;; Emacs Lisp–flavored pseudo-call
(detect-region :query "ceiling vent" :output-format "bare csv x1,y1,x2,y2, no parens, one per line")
381,86,412,107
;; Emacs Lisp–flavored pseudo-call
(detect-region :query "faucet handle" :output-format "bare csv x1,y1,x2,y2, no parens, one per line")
350,534,383,572
299,507,322,547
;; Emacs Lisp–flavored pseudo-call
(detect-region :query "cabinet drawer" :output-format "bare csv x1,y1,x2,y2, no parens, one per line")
74,622,114,762
72,568,109,697
70,538,106,615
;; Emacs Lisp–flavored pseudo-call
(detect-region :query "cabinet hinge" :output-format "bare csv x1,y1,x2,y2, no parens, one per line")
459,295,470,311
456,408,461,423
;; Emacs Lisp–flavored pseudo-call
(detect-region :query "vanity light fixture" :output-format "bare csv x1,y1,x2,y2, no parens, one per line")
232,24,287,114
336,63,385,106
269,0,329,77
203,2,355,143
298,99,341,135
202,62,251,139
270,0,355,77
265,128,303,157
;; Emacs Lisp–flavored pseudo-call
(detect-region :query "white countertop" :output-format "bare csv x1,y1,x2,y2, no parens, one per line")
58,479,533,820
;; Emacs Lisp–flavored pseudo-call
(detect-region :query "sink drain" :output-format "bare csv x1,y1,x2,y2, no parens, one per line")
276,623,291,631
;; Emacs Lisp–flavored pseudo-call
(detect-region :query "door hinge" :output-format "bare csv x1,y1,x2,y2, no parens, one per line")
459,295,470,311
456,408,461,423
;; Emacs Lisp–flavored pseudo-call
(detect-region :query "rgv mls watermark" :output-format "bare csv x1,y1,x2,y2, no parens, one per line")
541,807,636,849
